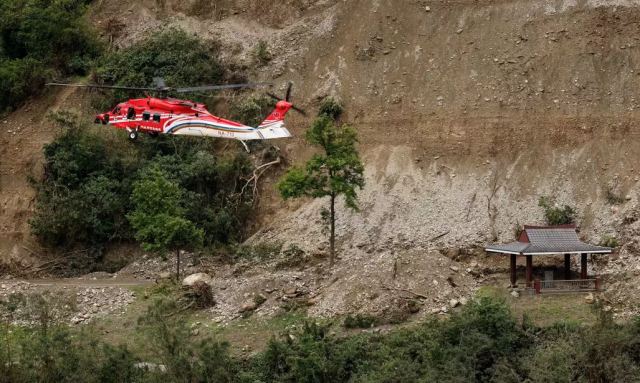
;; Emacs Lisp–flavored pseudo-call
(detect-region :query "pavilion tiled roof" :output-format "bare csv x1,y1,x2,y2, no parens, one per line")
485,225,612,255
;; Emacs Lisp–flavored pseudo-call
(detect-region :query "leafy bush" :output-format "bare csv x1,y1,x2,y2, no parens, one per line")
31,114,256,252
343,313,379,329
234,241,283,261
0,0,100,111
254,40,272,66
318,96,344,120
94,28,226,109
30,114,135,247
606,187,625,205
599,235,619,248
229,94,276,127
538,196,576,225
275,244,307,269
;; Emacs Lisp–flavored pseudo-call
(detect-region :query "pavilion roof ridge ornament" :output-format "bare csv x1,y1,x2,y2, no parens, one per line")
485,224,612,255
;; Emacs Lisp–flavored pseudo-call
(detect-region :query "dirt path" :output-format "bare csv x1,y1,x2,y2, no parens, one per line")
19,278,153,288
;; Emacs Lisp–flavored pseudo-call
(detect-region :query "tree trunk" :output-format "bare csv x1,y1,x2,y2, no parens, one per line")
330,193,336,266
176,249,181,282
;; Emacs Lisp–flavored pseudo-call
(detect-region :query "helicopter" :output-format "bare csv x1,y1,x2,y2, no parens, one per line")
46,79,305,149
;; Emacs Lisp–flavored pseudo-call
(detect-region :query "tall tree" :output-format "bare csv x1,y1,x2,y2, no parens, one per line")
277,114,365,265
128,167,203,280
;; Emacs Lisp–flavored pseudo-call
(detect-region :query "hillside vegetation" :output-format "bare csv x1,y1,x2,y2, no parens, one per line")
30,113,255,252
2,296,640,382
0,0,100,112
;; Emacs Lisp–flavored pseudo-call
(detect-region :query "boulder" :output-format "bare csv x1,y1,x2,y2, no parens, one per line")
182,273,213,287
239,301,258,313
584,293,595,304
510,290,520,298
449,299,460,308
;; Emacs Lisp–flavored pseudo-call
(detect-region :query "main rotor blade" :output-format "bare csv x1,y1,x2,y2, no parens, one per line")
175,82,272,93
266,92,282,101
285,82,293,102
291,105,307,116
46,83,159,91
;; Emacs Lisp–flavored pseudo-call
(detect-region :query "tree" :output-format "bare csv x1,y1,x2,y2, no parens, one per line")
277,114,364,265
128,167,203,280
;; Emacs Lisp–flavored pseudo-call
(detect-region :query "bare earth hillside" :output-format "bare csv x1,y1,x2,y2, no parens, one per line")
4,0,640,317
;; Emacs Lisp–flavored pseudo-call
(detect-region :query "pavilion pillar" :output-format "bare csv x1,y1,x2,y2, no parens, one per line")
526,254,533,287
510,254,517,287
564,254,571,280
581,253,588,279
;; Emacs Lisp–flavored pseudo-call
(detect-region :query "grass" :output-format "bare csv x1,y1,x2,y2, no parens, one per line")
477,286,597,327
190,309,311,355
92,282,313,356
90,283,599,357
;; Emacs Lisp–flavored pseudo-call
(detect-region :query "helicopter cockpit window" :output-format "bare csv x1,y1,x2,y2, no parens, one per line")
113,106,121,114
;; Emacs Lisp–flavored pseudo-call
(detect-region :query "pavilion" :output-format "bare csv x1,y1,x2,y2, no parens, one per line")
485,225,612,292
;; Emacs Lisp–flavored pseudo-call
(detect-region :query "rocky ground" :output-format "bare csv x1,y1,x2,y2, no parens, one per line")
120,249,487,323
0,278,137,326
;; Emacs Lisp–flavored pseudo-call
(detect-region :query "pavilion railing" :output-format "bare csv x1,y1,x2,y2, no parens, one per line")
534,277,600,294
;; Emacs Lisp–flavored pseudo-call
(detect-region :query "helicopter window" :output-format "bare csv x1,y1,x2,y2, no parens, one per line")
153,113,161,122
127,107,136,119
142,112,150,121
113,106,121,114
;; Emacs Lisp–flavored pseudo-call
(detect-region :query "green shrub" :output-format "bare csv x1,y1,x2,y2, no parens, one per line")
606,187,625,205
344,314,379,329
254,40,272,66
234,241,283,261
94,28,226,109
31,114,256,251
599,235,619,248
229,95,276,127
30,114,134,247
0,0,101,111
275,244,307,269
318,96,344,120
538,196,576,225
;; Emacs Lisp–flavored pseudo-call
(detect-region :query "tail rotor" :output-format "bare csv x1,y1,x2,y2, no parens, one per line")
266,82,306,115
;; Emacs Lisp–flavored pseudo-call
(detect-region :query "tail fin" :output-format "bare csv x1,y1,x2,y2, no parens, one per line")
257,100,293,139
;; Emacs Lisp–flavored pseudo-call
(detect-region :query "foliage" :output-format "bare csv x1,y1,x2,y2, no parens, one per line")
599,235,619,248
127,167,204,255
234,241,283,261
94,28,225,109
538,196,576,225
31,114,256,252
318,97,344,120
7,297,640,382
230,94,276,127
275,244,307,269
277,115,365,264
254,40,272,66
30,113,134,248
605,186,625,205
343,314,379,329
0,0,100,112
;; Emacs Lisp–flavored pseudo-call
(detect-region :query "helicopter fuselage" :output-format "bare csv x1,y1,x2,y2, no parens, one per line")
95,96,293,141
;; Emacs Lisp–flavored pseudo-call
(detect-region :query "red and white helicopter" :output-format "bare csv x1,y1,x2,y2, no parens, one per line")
46,79,305,149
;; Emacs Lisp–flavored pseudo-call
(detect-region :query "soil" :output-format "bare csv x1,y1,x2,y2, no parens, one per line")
4,0,640,319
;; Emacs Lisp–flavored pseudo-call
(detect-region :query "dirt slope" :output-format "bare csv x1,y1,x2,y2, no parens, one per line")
4,0,640,316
